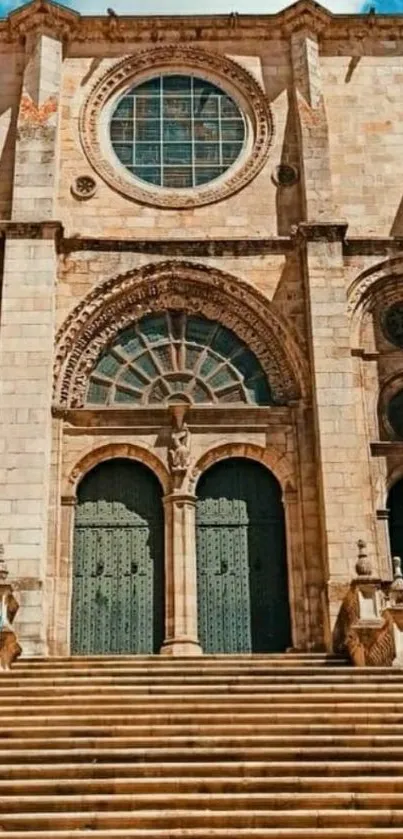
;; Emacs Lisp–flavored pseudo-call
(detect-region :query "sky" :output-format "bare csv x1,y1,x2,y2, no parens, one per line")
0,0,402,17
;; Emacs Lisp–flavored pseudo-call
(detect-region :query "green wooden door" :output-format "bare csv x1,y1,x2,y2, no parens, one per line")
71,459,164,655
196,458,291,654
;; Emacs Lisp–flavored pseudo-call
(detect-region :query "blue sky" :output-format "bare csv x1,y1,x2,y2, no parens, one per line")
0,0,402,16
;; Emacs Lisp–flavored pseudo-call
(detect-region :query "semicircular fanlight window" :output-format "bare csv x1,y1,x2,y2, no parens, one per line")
87,312,273,407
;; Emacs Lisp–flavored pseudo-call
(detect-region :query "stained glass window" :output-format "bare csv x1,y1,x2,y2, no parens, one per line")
87,313,272,407
110,75,246,189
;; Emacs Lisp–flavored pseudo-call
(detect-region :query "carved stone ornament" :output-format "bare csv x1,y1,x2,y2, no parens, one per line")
53,261,306,409
79,46,274,209
169,423,191,475
0,547,22,671
355,539,372,577
71,175,97,201
272,164,299,188
6,0,79,42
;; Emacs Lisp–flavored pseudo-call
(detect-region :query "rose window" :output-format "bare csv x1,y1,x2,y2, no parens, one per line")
87,313,272,407
110,75,245,189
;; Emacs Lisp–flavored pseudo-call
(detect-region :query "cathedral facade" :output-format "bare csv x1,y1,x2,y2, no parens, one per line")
0,0,402,657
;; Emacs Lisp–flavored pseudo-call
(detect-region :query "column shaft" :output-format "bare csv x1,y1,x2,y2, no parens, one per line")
161,493,202,656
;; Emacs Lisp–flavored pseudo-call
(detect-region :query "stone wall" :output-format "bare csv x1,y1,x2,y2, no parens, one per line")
1,0,403,653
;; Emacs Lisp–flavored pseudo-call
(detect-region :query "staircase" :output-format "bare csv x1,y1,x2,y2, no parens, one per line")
3,654,403,837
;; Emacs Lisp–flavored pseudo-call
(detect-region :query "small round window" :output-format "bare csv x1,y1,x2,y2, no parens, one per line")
110,74,246,190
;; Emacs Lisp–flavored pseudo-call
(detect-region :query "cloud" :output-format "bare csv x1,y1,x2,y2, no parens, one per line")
0,0,367,16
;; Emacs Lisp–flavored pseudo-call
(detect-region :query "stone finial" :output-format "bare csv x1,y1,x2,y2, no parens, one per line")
355,539,372,577
391,556,403,592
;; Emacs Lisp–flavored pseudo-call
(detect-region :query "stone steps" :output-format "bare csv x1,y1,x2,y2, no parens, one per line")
5,807,403,830
2,654,403,837
4,722,403,734
5,759,403,779
4,775,403,794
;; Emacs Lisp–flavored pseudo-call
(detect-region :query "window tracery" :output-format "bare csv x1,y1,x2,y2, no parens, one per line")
110,75,245,190
87,312,273,407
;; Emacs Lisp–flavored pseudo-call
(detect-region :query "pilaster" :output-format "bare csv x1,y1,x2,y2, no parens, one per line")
296,223,377,627
291,27,335,221
0,221,60,654
12,25,63,220
290,23,377,627
161,492,202,656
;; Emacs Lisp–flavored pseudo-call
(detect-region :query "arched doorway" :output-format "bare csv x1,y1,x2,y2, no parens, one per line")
388,478,403,562
196,458,291,654
71,459,164,655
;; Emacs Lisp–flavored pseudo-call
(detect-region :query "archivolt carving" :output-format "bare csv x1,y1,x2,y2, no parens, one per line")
54,262,306,409
65,443,170,496
378,371,403,440
348,256,403,345
190,442,295,495
79,46,274,209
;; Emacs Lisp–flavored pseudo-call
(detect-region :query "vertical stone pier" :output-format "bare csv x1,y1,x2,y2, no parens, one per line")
0,17,68,654
290,21,377,631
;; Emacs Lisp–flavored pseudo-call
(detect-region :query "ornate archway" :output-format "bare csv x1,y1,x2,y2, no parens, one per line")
54,261,307,409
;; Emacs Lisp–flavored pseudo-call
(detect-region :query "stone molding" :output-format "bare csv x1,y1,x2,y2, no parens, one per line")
189,441,295,495
377,371,403,442
347,255,403,318
347,256,403,347
54,261,307,409
5,0,79,43
79,46,274,210
64,442,170,497
292,221,348,244
2,1,403,45
0,220,62,240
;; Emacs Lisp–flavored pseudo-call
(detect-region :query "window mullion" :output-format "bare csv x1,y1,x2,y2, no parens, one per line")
133,96,136,168
191,76,195,188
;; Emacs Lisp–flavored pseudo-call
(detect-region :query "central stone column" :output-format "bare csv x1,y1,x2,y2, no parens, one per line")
161,492,202,656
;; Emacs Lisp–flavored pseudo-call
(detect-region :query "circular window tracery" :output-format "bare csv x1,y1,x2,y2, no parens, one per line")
87,312,273,407
80,47,274,209
383,302,403,348
110,75,245,190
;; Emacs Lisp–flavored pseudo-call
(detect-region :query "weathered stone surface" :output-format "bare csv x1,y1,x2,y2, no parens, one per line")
0,0,402,653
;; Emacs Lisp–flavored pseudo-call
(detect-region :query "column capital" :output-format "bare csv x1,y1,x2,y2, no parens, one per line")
163,492,197,507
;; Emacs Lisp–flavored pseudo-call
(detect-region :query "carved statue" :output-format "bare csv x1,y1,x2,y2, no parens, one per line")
0,550,22,671
170,422,191,473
